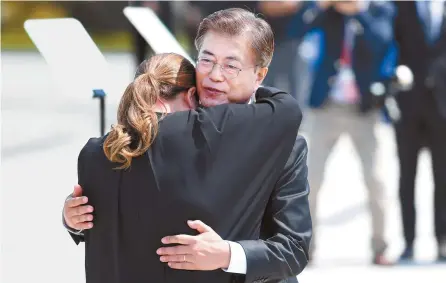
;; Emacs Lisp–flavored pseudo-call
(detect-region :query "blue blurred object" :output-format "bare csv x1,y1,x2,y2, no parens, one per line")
378,41,398,124
287,1,396,112
92,88,106,98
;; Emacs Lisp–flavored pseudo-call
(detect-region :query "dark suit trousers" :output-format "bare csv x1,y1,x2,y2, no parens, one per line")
395,89,446,246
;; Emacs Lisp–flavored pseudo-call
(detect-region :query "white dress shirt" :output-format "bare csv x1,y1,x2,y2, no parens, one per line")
224,241,247,274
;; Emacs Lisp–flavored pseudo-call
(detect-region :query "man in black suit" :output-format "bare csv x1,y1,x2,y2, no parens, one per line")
393,1,446,262
63,8,311,283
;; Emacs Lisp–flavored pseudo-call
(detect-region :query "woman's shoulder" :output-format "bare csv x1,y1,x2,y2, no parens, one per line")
78,135,108,163
84,135,107,151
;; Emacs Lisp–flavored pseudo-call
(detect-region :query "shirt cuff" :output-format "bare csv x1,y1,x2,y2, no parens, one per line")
222,241,247,274
62,210,84,236
67,227,84,236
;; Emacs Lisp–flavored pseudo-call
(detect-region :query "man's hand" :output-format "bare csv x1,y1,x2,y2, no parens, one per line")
63,184,94,231
157,220,230,271
333,0,362,15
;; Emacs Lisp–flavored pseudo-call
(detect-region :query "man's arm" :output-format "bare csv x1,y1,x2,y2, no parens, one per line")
157,137,309,276
157,88,303,273
62,87,300,250
62,144,95,245
197,87,301,152
237,136,312,282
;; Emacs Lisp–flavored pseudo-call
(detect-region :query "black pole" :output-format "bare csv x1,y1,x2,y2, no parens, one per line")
93,89,106,136
100,96,105,136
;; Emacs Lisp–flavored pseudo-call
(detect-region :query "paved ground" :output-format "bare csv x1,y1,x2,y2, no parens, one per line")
2,52,445,283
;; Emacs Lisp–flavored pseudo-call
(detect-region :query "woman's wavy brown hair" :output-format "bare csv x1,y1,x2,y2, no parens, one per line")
103,53,196,169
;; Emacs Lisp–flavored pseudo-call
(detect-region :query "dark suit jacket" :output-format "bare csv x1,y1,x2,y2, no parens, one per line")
74,87,311,283
288,1,395,112
393,1,446,118
241,136,311,283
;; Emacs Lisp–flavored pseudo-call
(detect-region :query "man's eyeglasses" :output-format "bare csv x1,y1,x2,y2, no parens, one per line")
196,58,254,80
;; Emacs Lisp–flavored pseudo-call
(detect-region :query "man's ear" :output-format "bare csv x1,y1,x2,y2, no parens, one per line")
184,87,198,109
255,67,268,89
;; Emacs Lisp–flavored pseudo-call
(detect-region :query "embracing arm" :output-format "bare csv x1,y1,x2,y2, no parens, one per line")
157,88,303,275
198,87,302,151
62,142,93,245
237,136,312,282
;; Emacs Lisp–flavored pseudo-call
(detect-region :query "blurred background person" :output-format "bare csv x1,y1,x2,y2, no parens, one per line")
392,0,446,263
287,0,395,265
257,1,302,99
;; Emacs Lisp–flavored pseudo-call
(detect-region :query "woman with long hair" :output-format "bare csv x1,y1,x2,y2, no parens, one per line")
103,52,197,169
76,52,302,283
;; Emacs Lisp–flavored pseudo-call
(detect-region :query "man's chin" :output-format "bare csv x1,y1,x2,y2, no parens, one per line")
200,97,230,107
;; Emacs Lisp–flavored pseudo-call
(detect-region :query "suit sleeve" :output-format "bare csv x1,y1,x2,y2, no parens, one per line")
350,2,395,54
198,87,302,151
237,136,312,283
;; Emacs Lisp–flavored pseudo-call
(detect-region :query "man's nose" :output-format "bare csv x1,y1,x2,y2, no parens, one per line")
208,64,225,82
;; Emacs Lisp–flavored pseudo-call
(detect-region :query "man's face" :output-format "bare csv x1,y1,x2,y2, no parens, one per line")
195,31,268,107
